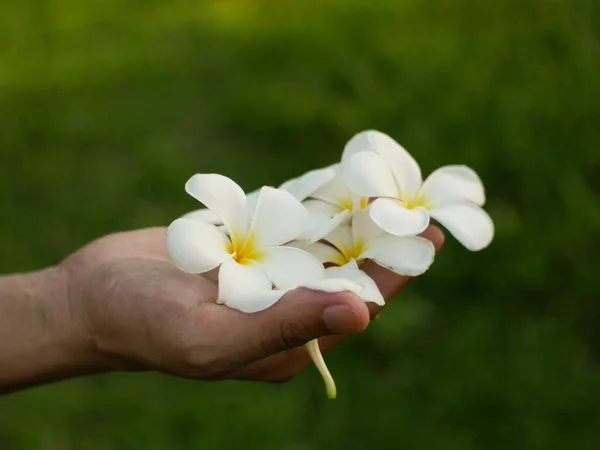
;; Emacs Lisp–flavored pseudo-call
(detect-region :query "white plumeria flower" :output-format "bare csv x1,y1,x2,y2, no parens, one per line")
166,174,361,313
298,207,436,306
181,166,337,225
341,130,494,251
300,165,371,243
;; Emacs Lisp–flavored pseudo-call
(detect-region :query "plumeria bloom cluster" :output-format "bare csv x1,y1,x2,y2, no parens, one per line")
166,130,494,398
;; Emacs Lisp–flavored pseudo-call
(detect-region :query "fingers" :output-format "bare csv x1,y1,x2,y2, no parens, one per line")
227,332,357,383
257,288,369,355
226,225,445,383
227,345,311,383
221,287,369,367
361,225,445,317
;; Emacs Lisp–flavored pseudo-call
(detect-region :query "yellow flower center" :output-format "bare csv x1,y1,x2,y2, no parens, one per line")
339,196,369,212
401,193,428,210
337,238,367,265
227,234,261,265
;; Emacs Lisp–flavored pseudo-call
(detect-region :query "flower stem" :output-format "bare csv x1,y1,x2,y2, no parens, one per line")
305,339,337,399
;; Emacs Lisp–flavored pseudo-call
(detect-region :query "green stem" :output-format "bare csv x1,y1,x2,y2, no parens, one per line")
305,339,337,399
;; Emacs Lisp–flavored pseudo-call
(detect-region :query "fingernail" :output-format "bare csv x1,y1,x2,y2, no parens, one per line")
322,305,361,334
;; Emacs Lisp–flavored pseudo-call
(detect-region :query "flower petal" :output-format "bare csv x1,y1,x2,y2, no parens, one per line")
259,246,324,290
360,235,435,276
352,207,386,247
303,199,344,217
182,188,263,225
300,278,363,295
224,290,286,313
325,261,385,305
304,209,352,243
342,151,400,198
301,241,347,265
185,174,250,238
352,269,385,305
181,208,221,225
166,218,232,273
248,186,309,248
246,188,261,213
322,224,354,259
280,166,337,202
369,198,430,237
341,129,378,162
311,168,356,209
218,259,272,304
278,178,296,192
429,201,494,251
342,130,422,200
420,165,486,207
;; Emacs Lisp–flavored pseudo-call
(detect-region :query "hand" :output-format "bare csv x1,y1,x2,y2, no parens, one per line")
62,226,444,383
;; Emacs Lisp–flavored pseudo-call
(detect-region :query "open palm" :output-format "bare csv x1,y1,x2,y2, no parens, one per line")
62,226,443,383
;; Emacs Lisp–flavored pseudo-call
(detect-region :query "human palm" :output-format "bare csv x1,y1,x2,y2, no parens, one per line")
61,226,443,383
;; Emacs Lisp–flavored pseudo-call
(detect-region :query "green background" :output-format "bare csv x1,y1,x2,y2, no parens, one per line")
1,0,599,449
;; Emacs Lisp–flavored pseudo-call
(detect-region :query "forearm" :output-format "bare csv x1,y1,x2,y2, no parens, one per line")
0,266,103,394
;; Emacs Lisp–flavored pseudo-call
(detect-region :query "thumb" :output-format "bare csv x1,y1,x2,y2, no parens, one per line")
252,288,370,358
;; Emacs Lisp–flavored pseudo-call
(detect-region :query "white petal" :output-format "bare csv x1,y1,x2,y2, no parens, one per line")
369,198,430,236
301,241,347,265
248,187,309,248
300,278,363,295
188,189,259,225
352,207,386,247
342,130,422,200
246,189,261,213
303,199,344,217
185,174,249,238
279,166,337,202
322,224,354,259
429,202,494,251
166,219,232,273
420,165,485,207
258,246,325,290
218,259,272,303
352,269,385,305
278,178,296,192
311,168,356,209
224,290,286,313
342,151,400,198
304,209,352,243
302,199,348,242
180,208,222,225
360,235,435,276
341,129,379,162
325,261,384,305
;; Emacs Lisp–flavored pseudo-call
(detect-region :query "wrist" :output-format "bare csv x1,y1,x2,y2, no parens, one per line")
47,265,111,373
0,266,109,393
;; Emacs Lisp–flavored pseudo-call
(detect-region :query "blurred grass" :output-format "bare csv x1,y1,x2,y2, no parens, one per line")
1,0,600,449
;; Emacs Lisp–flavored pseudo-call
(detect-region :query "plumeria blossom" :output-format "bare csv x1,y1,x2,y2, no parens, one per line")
297,207,436,306
342,130,494,251
166,173,362,400
181,166,337,225
166,174,361,313
181,164,367,245
166,129,494,400
299,165,371,243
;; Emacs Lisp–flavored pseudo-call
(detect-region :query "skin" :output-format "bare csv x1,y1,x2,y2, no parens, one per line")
0,226,444,394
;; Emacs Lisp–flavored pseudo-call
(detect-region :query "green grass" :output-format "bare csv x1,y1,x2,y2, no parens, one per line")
1,0,599,449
